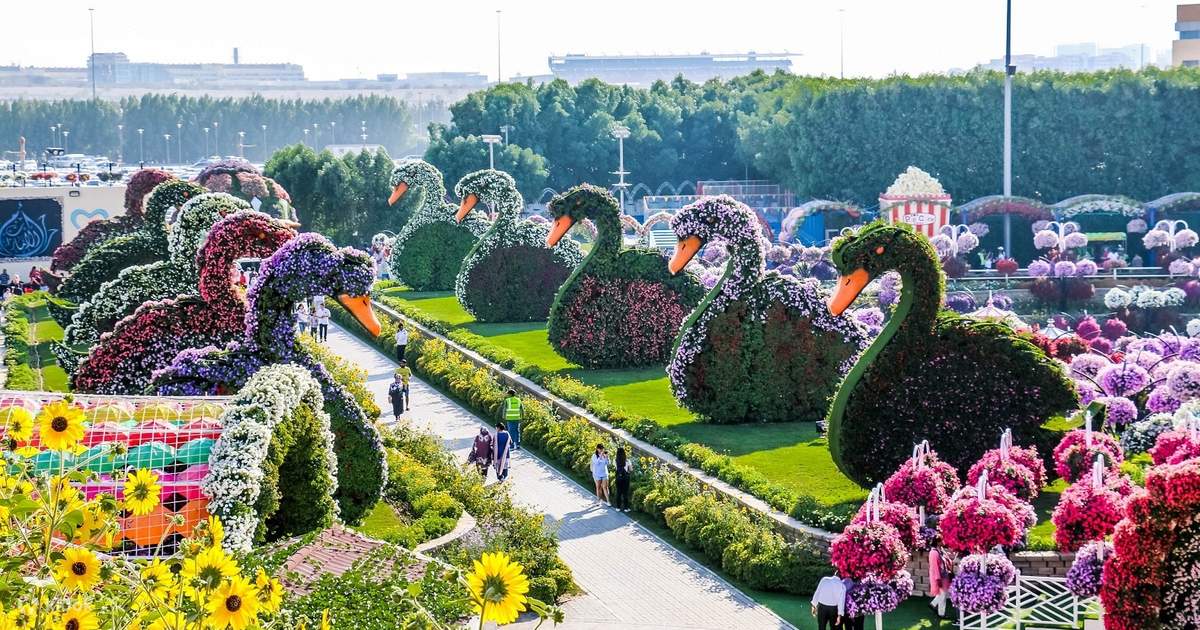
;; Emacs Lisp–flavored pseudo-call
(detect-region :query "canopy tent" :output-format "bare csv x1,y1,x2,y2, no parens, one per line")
779,200,862,245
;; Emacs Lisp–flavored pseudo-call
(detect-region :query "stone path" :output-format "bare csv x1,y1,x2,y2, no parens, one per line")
326,324,793,630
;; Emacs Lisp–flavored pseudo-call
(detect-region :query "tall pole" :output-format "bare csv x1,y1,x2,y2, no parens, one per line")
496,10,503,83
611,124,630,212
117,123,123,162
203,127,210,157
261,124,268,160
1002,0,1014,256
62,130,69,153
137,128,144,164
163,134,171,164
330,121,336,145
176,121,182,163
89,8,97,100
839,8,846,79
482,134,502,169
238,131,245,158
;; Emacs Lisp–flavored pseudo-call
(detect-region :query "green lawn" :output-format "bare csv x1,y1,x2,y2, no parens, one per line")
381,289,868,508
356,501,409,540
9,299,69,392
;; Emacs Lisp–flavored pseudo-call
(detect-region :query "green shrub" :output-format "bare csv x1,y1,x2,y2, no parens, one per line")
258,402,339,541
413,491,463,520
393,221,480,291
721,530,828,594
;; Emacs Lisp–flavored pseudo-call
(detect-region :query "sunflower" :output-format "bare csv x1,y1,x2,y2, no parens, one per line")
73,504,114,549
181,547,237,591
36,401,86,452
122,469,161,517
135,559,174,608
57,602,98,630
466,551,530,625
254,567,283,613
1,407,33,443
144,610,189,630
206,574,259,630
55,547,101,590
48,476,86,514
204,515,224,548
7,604,36,629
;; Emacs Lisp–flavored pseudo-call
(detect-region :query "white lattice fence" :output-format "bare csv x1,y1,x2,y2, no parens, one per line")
959,576,1099,629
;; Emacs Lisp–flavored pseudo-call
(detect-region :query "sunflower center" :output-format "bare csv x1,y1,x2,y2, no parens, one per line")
225,595,242,612
71,561,87,576
482,575,510,603
51,417,68,432
66,620,79,630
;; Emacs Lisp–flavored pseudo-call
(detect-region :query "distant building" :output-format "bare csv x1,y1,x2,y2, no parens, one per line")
547,52,794,86
323,144,386,158
88,52,304,86
1176,4,1200,67
974,42,1153,73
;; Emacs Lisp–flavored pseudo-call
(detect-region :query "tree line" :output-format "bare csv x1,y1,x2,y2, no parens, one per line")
0,94,447,165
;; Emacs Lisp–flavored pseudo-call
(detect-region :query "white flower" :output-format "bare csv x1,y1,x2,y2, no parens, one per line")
1033,230,1059,250
1104,288,1132,310
884,166,946,197
1189,319,1200,338
1144,230,1172,249
1135,289,1166,309
1164,287,1187,307
1176,229,1199,250
1063,232,1089,249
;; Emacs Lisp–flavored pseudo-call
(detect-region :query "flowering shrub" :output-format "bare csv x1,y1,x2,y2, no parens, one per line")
194,159,295,221
204,364,337,550
939,494,1021,553
829,521,909,580
1067,540,1111,598
547,185,703,368
57,179,207,304
852,500,921,551
668,196,867,423
845,571,913,616
1148,429,1200,465
949,554,1018,614
152,233,386,525
966,447,1043,501
1053,430,1124,483
72,211,297,394
51,168,175,273
387,160,489,291
1101,458,1200,630
1051,480,1125,551
882,451,960,513
454,170,583,322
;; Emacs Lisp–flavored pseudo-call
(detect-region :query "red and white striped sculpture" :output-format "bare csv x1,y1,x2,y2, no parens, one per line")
879,166,952,238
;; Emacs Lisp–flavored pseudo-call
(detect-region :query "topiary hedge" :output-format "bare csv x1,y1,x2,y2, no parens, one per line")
50,168,174,273
194,159,296,221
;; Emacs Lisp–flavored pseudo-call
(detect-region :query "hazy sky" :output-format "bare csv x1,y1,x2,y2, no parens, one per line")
2,0,1183,80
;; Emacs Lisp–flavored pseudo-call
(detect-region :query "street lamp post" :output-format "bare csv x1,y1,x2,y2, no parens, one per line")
89,8,97,100
838,8,846,79
496,9,503,82
611,124,631,211
163,134,171,164
137,128,144,164
481,134,502,169
302,128,309,147
500,124,513,145
203,127,210,157
117,123,123,162
50,125,56,148
329,121,336,146
238,131,246,158
312,123,320,148
62,130,69,153
261,124,267,160
212,121,220,156
176,121,182,163
1002,0,1014,256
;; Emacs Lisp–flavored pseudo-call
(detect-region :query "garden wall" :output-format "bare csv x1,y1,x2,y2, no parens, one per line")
369,299,1077,591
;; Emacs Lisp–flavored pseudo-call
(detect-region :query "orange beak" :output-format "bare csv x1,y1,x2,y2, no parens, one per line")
387,182,409,206
337,294,382,337
828,268,870,316
456,193,478,223
668,236,702,275
547,215,575,247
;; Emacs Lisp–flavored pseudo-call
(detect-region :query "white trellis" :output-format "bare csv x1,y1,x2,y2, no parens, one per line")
958,576,1100,629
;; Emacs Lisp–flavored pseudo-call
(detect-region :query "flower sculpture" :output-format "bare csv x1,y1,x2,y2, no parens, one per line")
193,160,295,221
939,493,1022,554
882,450,960,513
949,553,1018,614
546,184,704,368
60,193,260,372
386,160,489,291
453,169,583,322
50,168,174,273
966,446,1044,502
1066,540,1111,599
665,196,867,423
1053,430,1123,483
851,499,921,550
825,221,1077,484
1101,458,1200,629
152,233,386,524
829,521,909,581
71,210,298,394
57,179,207,304
1051,479,1125,552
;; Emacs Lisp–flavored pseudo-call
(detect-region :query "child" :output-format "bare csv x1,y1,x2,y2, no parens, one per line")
388,372,407,417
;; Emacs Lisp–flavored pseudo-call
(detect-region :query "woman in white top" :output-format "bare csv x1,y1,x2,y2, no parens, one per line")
590,444,611,506
317,304,331,342
296,302,310,335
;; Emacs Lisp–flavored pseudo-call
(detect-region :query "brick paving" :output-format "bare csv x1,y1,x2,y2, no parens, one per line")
326,324,793,630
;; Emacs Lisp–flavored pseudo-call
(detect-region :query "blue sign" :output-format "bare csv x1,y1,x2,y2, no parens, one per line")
0,198,62,258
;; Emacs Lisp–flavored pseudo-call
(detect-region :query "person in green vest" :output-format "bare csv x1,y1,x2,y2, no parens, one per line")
503,389,522,450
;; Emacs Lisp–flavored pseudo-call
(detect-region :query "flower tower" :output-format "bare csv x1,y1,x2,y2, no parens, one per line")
879,166,952,238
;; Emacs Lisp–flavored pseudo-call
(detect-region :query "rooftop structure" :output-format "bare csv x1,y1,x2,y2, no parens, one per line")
974,42,1154,73
547,51,794,86
1176,3,1200,67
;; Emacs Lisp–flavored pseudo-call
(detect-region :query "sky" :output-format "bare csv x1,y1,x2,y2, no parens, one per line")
0,0,1185,81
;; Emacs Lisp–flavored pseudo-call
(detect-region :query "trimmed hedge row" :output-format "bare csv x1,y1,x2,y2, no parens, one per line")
370,290,859,531
3,299,36,390
333,305,832,595
381,449,464,547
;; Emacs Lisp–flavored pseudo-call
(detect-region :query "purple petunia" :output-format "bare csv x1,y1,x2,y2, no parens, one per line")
1066,541,1111,598
1147,385,1183,414
1028,259,1052,277
1097,362,1149,397
1098,396,1138,426
845,571,914,616
950,554,1018,614
1069,353,1109,379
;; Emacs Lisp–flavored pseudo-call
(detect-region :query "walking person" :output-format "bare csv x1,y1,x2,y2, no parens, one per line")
394,361,411,410
613,446,632,512
308,306,319,339
394,325,409,362
388,372,408,417
493,423,513,482
502,389,522,450
590,444,610,506
317,303,331,342
928,544,951,618
810,573,845,630
296,301,309,335
467,427,494,478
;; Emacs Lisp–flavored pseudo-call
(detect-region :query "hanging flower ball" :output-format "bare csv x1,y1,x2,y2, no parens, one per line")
1176,229,1200,250
1074,316,1101,341
1146,385,1182,414
1063,232,1089,249
1066,540,1112,599
1053,430,1124,483
1054,260,1078,278
951,484,1037,536
830,521,909,581
1167,363,1200,401
995,258,1019,275
882,453,960,513
949,554,1019,614
939,494,1022,554
1102,318,1128,341
1075,259,1099,276
1143,229,1172,249
1098,396,1139,427
1170,259,1197,276
967,449,1042,501
846,571,914,616
1089,337,1114,355
1051,480,1126,552
1126,218,1148,234
930,234,954,258
852,500,922,551
1069,353,1108,379
1148,429,1200,465
1034,230,1060,250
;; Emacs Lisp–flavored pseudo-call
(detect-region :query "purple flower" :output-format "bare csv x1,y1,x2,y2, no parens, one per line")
1054,260,1077,278
852,306,885,330
946,293,977,314
968,222,990,237
1075,259,1098,276
1028,260,1052,277
988,293,1013,310
845,571,913,616
950,554,1018,614
1069,353,1108,379
1063,232,1089,249
1098,396,1138,426
1170,259,1196,276
1076,380,1100,406
1147,385,1182,414
1034,231,1059,250
1167,362,1200,400
1096,362,1149,396
1090,337,1113,354
701,241,729,264
809,260,838,282
1066,541,1111,598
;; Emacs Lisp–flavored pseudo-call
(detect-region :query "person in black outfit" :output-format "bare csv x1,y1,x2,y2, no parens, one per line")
613,446,632,511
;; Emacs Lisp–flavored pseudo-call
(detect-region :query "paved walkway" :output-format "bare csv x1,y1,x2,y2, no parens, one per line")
326,324,793,630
